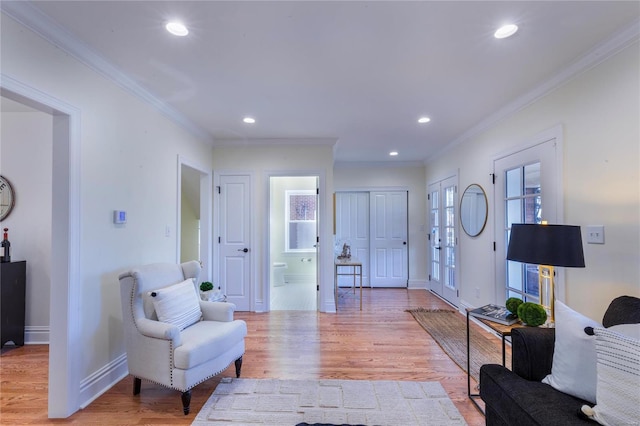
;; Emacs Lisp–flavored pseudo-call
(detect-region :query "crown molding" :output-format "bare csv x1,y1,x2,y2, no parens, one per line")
214,137,338,147
425,18,640,164
334,160,424,169
1,1,212,142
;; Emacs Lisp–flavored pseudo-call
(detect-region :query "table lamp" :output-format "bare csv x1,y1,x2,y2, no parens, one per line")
506,223,585,325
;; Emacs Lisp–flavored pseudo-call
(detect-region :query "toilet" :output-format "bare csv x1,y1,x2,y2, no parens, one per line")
272,262,287,287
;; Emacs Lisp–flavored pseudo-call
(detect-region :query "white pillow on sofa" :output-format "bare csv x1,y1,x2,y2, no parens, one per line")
580,325,640,426
541,300,601,403
150,278,202,330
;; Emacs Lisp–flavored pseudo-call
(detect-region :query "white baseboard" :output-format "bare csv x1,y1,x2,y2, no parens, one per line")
408,279,428,289
79,353,128,409
25,326,50,344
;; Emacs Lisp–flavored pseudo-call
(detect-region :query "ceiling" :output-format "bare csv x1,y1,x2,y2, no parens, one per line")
3,1,639,163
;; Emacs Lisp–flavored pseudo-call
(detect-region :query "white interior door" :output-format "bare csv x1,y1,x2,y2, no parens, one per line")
428,176,459,306
335,192,370,287
218,174,252,311
369,191,408,288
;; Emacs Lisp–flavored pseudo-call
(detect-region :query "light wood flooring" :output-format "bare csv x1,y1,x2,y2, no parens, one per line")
0,289,494,425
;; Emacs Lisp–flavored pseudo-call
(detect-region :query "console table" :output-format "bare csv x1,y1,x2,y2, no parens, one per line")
334,258,363,311
1,260,27,347
466,308,526,413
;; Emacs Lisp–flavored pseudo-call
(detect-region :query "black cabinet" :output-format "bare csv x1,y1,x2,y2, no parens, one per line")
1,261,26,347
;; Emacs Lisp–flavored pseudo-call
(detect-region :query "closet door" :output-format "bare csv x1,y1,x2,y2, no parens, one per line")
370,191,408,288
335,192,369,287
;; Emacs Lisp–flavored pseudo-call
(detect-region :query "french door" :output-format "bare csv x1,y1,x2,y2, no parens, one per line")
428,176,459,306
494,135,561,305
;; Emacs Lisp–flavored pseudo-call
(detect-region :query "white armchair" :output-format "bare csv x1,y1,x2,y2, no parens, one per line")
118,261,247,414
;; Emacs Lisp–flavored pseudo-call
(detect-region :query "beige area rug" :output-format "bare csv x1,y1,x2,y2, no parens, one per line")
406,308,505,383
192,378,467,426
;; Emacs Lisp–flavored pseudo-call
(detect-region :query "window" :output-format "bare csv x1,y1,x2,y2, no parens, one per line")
285,190,317,252
505,162,542,302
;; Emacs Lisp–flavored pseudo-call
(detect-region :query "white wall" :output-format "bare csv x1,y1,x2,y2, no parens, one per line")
180,190,199,263
334,164,427,288
0,110,52,343
1,12,213,409
425,41,640,320
213,143,334,311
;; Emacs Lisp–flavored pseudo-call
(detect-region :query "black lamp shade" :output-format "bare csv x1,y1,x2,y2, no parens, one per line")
506,224,585,267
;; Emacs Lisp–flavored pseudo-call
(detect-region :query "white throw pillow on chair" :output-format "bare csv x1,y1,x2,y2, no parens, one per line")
150,278,202,330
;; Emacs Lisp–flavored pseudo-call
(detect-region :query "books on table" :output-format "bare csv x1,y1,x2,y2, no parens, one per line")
469,304,518,325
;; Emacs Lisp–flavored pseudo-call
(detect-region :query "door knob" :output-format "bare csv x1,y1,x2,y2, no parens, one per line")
237,248,249,253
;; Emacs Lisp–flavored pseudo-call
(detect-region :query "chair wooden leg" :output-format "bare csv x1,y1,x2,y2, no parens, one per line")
181,390,191,415
133,377,141,395
235,356,243,378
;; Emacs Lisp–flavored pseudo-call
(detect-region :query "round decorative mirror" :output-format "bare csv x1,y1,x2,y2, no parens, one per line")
460,184,488,237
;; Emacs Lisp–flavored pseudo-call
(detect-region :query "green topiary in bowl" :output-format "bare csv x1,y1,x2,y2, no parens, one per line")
517,302,547,326
505,297,523,316
200,281,214,292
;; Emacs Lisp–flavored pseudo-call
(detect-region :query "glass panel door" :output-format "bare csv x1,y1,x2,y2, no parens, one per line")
443,183,457,299
504,162,542,302
429,185,441,293
494,135,560,305
428,176,458,306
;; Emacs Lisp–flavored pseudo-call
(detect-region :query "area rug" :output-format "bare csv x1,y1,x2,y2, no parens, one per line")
192,377,467,425
406,308,504,383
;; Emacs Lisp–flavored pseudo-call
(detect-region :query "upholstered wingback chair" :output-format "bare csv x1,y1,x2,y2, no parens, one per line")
118,261,247,414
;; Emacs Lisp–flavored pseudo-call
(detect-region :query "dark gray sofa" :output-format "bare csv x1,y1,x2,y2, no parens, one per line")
479,295,640,426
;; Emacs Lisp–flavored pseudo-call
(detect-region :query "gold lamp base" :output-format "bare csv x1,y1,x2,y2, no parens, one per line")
538,264,555,327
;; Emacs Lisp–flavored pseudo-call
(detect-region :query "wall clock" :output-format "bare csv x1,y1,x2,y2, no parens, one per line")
0,175,16,221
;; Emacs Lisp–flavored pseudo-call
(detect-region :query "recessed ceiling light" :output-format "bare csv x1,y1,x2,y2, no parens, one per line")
418,117,431,124
389,151,399,156
166,21,189,37
243,117,256,124
494,24,518,39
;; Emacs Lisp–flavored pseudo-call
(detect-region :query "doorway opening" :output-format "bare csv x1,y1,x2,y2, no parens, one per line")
1,80,81,418
178,158,212,282
269,176,318,311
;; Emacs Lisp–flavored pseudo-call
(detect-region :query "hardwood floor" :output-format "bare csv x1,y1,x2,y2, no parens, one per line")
0,289,493,425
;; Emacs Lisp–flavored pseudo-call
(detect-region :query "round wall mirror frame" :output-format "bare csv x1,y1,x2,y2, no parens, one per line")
460,184,488,237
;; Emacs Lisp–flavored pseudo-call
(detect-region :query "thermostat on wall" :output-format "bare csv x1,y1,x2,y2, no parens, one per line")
113,210,127,224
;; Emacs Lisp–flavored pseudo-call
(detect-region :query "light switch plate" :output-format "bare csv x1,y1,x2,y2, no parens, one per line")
113,210,127,224
586,225,604,244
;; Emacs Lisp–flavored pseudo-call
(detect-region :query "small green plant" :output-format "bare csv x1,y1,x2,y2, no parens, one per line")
517,302,547,326
200,281,214,292
506,297,524,316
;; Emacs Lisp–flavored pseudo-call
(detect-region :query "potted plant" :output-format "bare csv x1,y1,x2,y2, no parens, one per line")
199,281,214,301
199,281,226,302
